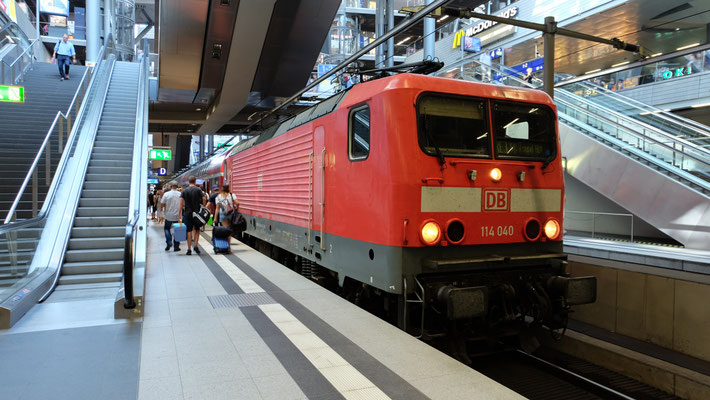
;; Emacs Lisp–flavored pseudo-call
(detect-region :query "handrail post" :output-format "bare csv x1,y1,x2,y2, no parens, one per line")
59,118,64,153
46,140,51,186
32,170,38,218
67,113,72,133
630,216,634,243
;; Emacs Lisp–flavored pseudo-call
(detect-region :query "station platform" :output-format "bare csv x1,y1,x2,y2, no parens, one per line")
137,223,521,399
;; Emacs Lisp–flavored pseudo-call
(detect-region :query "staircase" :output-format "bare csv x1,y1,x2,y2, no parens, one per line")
57,61,139,292
0,62,86,222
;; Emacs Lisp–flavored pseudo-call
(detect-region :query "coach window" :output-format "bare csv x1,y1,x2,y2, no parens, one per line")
492,101,556,161
349,105,370,160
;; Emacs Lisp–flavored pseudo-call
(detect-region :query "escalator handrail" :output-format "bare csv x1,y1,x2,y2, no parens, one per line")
123,53,149,309
7,38,38,68
1,40,110,228
560,79,710,139
482,60,710,159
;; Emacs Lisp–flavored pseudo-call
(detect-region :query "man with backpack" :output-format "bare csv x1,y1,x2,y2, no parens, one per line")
178,176,207,255
51,34,76,81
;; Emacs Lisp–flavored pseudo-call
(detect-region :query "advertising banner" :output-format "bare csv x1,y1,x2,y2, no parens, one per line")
40,0,69,17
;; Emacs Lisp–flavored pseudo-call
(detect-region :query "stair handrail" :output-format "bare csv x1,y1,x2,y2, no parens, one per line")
458,61,710,191
123,52,149,310
3,42,110,225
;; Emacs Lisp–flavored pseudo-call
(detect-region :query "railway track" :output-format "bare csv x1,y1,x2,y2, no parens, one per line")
470,348,680,400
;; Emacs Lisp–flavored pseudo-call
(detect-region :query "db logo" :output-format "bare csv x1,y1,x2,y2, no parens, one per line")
483,189,509,211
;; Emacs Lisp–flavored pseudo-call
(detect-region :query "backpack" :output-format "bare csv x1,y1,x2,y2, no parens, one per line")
192,205,211,227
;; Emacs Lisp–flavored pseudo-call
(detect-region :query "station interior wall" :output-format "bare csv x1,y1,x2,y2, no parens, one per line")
564,173,673,241
616,70,710,113
570,261,710,364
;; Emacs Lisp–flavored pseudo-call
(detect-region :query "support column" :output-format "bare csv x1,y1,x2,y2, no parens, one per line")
375,0,384,67
199,135,205,161
543,16,556,99
208,135,214,153
104,0,112,43
423,0,435,61
86,0,101,62
386,0,394,68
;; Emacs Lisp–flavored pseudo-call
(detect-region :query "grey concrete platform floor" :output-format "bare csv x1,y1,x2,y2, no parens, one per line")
139,222,522,400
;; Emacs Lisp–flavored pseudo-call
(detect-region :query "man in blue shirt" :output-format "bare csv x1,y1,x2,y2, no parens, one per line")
52,34,76,81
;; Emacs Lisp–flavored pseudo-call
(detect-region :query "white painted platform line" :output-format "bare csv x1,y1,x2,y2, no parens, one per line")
259,303,392,400
205,251,265,293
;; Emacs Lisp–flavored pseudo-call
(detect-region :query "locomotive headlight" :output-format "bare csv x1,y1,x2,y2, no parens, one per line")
489,168,502,182
420,220,442,245
544,219,561,240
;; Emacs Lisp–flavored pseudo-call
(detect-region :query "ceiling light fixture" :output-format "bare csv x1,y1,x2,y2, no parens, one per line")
650,53,662,57
585,68,601,74
196,108,202,111
676,43,700,51
534,35,542,39
437,15,449,23
611,61,630,67
396,36,413,46
691,103,710,108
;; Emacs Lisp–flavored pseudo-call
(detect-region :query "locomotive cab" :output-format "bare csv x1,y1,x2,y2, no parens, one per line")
373,75,597,336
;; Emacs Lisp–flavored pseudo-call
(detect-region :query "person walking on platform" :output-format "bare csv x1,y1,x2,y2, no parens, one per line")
214,184,239,249
51,34,76,81
179,176,207,255
161,182,181,252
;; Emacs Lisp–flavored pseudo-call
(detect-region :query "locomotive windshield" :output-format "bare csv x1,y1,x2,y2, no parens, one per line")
417,94,556,162
492,102,556,161
417,95,491,158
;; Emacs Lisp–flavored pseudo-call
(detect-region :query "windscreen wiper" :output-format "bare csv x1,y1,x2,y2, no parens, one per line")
425,129,446,165
541,152,556,170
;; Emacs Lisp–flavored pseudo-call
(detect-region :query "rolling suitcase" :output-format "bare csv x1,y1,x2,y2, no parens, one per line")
173,223,187,242
212,235,230,254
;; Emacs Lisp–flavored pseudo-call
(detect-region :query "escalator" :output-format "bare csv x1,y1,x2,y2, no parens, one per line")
454,60,710,249
0,42,148,328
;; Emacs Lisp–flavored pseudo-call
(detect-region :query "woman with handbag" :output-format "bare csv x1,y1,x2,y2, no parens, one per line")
214,184,239,248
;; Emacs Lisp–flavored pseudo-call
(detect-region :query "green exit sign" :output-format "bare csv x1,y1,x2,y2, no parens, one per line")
0,85,24,103
149,149,172,160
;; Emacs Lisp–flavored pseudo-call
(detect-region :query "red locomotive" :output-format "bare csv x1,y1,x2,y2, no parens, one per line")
206,73,596,340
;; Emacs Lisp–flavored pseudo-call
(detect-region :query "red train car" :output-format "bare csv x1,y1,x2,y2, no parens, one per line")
224,73,596,336
175,150,228,190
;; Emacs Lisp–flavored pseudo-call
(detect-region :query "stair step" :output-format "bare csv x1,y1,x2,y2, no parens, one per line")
89,159,132,168
62,259,124,275
67,237,124,250
81,189,129,198
74,216,128,227
83,181,129,190
71,226,125,238
53,281,122,291
75,206,129,217
64,248,124,263
86,166,132,175
85,173,131,182
58,272,122,285
78,197,129,207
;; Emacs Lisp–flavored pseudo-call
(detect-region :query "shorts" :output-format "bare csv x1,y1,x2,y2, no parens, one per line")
183,212,197,232
219,211,231,224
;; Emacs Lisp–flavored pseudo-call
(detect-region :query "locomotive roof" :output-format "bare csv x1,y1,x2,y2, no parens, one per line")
225,73,555,158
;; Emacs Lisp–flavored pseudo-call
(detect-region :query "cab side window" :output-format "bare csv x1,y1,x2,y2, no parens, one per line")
349,105,370,160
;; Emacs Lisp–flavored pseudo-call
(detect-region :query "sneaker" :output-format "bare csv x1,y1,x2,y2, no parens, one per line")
194,247,201,254
186,249,192,255
165,245,171,251
174,247,181,252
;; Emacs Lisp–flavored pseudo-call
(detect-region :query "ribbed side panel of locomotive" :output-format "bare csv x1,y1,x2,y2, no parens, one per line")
229,127,315,256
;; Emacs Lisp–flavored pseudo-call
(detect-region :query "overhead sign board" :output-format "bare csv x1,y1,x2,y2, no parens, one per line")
149,149,171,160
147,178,159,184
157,168,167,176
453,7,518,49
39,0,69,16
0,85,24,102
